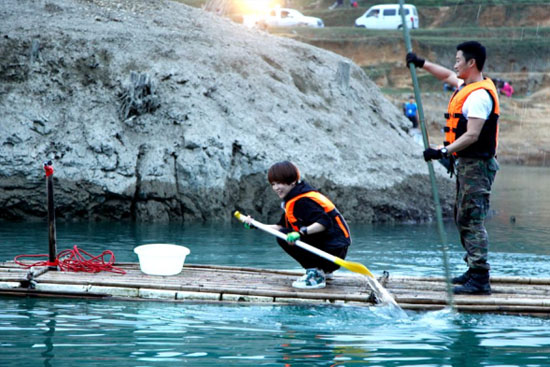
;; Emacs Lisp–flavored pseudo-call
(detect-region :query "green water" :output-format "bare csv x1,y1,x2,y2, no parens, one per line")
1,165,550,366
1,299,550,367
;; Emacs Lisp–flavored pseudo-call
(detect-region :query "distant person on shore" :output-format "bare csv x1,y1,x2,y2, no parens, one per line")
493,78,504,94
406,41,500,296
443,82,456,92
243,161,351,290
329,0,343,9
501,81,514,97
404,95,419,128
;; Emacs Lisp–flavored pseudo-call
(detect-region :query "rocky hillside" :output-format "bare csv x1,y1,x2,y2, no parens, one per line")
0,0,452,223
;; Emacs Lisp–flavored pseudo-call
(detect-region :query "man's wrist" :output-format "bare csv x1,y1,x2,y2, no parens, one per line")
299,226,308,235
440,147,449,158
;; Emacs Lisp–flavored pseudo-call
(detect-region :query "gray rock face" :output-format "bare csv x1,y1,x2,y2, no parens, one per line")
0,0,453,223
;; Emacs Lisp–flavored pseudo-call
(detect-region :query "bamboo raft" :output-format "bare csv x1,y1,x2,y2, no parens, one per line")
1,261,550,317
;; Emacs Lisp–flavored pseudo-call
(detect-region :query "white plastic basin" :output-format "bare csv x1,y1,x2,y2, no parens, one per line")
134,244,190,276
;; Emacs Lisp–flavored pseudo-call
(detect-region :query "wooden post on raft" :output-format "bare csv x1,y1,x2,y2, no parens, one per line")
44,161,58,270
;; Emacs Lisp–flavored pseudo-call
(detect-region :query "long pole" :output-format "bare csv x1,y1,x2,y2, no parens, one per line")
399,1,454,308
44,161,58,270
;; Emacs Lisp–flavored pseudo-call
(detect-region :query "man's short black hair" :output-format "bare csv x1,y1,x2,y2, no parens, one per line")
457,41,486,71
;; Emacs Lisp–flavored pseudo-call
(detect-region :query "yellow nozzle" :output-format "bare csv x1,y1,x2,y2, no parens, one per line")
233,211,242,221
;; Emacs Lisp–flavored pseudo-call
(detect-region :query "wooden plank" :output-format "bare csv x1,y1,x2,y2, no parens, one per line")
400,275,550,285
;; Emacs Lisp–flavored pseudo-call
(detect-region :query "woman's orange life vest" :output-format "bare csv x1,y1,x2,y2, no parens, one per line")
444,78,500,159
284,191,350,238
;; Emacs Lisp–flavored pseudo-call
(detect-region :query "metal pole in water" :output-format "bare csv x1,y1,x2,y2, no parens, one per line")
44,161,58,270
399,0,454,309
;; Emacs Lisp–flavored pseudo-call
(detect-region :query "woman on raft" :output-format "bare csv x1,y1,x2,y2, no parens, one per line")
245,161,352,289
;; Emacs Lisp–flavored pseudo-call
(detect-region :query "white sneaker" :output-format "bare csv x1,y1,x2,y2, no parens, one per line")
292,268,326,289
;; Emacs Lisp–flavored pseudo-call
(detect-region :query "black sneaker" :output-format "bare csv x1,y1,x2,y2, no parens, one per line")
451,269,471,284
453,272,491,295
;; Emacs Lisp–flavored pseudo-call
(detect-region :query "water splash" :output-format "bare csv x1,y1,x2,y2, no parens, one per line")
415,307,456,329
363,275,409,320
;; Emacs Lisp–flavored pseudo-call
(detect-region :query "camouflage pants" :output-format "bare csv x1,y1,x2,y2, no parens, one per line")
454,157,499,270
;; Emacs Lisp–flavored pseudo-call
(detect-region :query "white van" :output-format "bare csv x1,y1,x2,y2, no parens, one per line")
243,7,324,29
355,4,419,29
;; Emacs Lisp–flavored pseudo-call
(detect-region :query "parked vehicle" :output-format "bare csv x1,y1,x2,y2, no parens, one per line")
355,4,419,29
245,8,324,29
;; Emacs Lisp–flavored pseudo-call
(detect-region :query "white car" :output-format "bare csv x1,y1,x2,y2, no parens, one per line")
355,4,419,29
257,8,324,28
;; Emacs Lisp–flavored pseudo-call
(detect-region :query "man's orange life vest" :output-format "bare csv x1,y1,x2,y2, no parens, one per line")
444,78,500,159
285,191,350,238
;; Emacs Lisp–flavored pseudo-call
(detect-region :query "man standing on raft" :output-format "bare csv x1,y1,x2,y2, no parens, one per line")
406,41,500,295
245,161,351,290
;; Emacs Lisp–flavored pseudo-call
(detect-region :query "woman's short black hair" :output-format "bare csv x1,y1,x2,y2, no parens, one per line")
267,161,301,184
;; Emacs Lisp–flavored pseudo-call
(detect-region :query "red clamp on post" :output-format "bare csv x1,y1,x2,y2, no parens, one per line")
44,161,54,177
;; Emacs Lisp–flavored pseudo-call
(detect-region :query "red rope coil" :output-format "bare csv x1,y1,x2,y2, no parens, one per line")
14,245,126,274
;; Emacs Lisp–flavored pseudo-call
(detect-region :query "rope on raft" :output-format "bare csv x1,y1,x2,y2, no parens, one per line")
14,245,126,274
